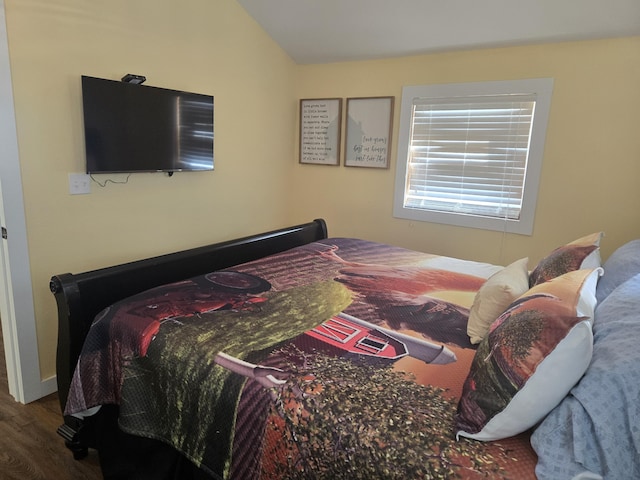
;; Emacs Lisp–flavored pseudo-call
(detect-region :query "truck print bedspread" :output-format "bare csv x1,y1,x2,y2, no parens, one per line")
65,237,537,479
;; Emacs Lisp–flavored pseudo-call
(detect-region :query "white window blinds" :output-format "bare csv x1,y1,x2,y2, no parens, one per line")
404,94,536,221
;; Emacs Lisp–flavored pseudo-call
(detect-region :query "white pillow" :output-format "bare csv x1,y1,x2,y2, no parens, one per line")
467,257,530,344
456,268,602,441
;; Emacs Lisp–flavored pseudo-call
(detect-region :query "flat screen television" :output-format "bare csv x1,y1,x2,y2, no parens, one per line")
81,75,214,174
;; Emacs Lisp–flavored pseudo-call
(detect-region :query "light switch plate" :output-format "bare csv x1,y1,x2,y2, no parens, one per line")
68,173,91,195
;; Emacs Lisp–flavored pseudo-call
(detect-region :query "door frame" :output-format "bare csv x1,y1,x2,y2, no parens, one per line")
0,0,49,404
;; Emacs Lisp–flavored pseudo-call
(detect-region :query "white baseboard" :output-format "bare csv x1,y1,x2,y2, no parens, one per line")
40,374,57,398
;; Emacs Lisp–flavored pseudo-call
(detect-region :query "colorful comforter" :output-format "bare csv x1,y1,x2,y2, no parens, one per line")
65,238,537,479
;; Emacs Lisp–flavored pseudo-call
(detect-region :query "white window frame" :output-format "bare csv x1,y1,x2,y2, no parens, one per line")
393,78,553,235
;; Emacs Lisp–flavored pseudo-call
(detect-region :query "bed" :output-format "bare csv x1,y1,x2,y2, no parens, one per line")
49,219,639,479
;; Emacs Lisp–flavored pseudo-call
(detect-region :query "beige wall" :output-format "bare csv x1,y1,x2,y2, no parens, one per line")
291,37,640,267
5,0,297,378
5,1,640,382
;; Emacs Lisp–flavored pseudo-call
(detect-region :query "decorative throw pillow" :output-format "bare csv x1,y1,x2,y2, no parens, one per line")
529,232,603,287
467,257,530,344
455,268,602,441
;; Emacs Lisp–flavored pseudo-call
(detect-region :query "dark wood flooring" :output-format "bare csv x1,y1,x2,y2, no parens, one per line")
0,327,102,479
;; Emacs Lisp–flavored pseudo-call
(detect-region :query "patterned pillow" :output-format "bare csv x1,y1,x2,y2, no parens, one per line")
529,232,603,287
467,257,530,344
455,268,602,441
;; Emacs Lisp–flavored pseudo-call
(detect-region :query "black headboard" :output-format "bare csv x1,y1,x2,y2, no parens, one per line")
50,218,328,412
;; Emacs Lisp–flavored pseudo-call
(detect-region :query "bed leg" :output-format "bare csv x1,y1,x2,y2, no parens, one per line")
57,417,89,460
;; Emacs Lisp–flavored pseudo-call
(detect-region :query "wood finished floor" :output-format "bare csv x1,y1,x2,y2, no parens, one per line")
0,328,102,479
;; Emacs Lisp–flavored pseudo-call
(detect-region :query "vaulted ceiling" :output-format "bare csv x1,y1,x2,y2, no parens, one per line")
237,0,640,64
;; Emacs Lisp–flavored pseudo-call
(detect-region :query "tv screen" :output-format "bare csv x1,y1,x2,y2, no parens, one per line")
81,75,214,174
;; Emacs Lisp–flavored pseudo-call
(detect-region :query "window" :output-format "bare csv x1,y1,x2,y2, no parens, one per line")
393,79,553,235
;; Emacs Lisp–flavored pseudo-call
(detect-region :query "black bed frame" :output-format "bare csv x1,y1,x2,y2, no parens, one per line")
49,218,328,463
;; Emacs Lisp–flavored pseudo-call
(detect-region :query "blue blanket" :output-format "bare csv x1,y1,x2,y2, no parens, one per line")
531,273,640,479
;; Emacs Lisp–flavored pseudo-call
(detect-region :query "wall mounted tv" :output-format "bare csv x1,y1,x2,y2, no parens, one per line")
81,75,214,174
